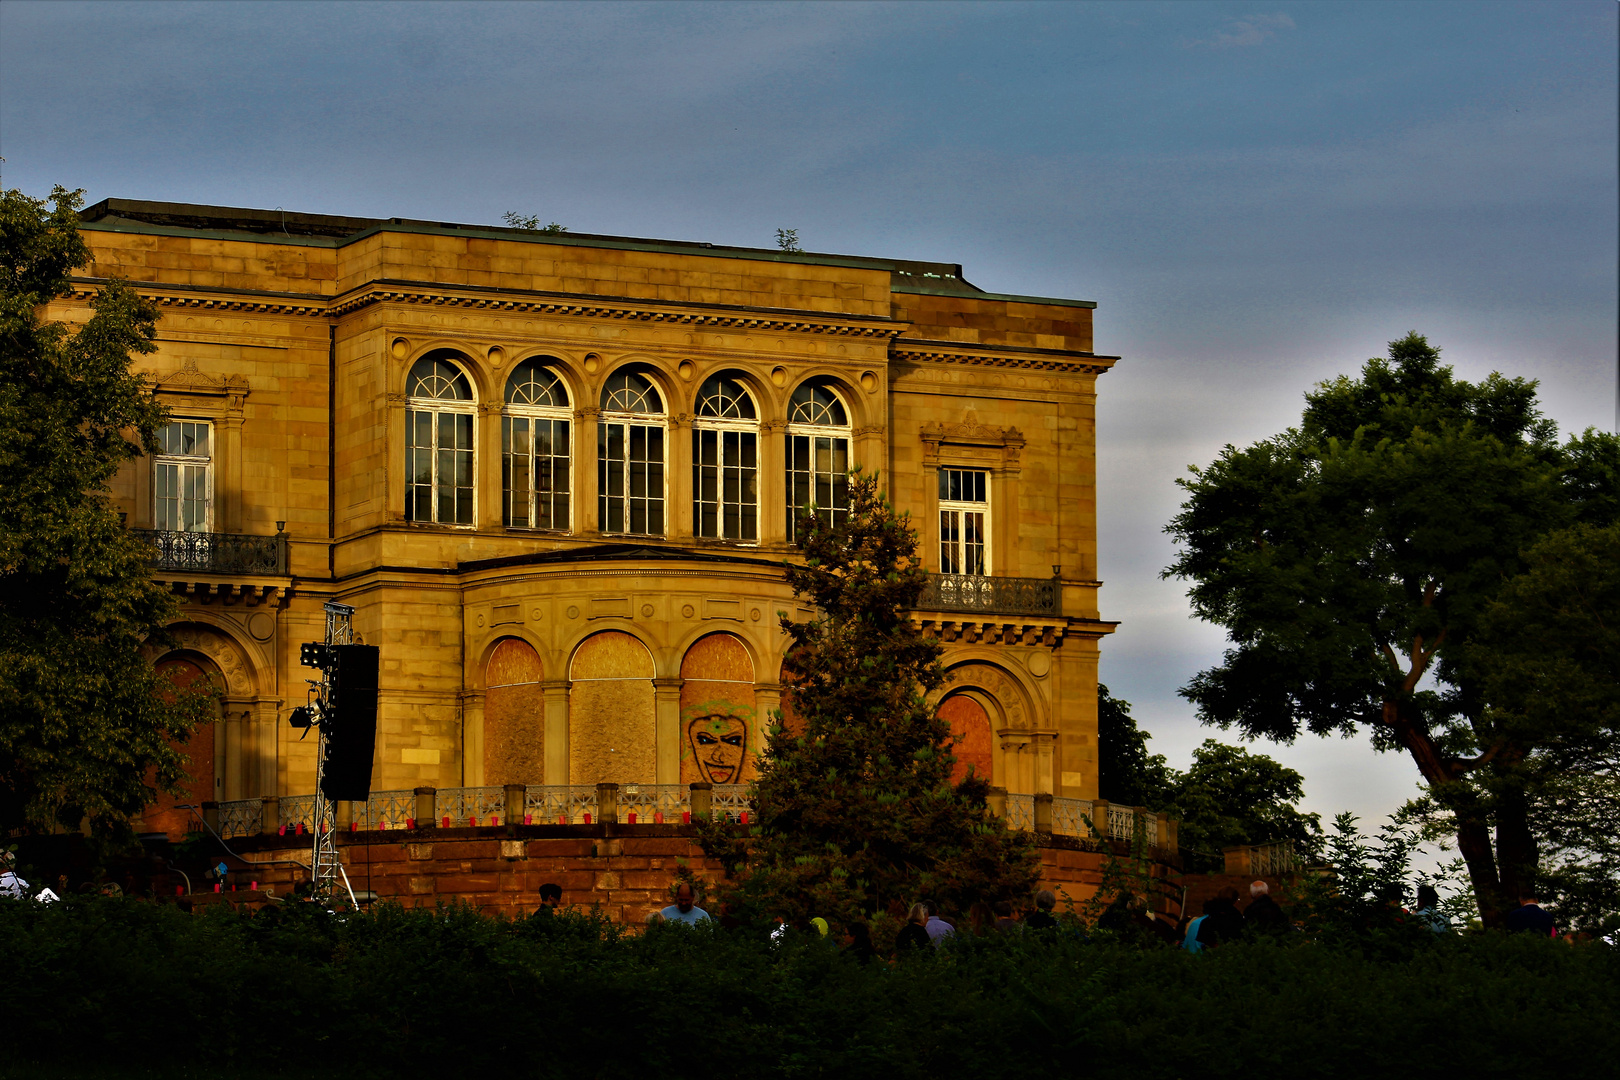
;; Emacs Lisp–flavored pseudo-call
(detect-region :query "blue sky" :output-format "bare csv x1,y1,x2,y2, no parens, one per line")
3,0,1616,840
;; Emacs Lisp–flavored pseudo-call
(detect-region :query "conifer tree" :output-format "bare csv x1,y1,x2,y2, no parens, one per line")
706,469,1039,927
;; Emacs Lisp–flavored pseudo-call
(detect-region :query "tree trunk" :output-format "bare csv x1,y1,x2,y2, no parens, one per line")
1386,698,1509,927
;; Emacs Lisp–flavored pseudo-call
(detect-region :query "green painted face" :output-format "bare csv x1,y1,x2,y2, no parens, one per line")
687,715,747,784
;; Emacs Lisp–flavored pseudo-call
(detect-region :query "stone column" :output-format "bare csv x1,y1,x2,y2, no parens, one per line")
503,784,524,826
751,682,782,776
1089,798,1110,842
414,786,436,828
986,786,1008,820
477,401,502,532
541,680,571,786
1033,792,1053,835
759,421,787,546
668,412,692,540
220,703,251,801
221,409,245,533
596,782,619,826
688,782,712,820
1032,730,1057,796
461,689,486,787
260,795,280,836
653,677,683,784
576,406,600,535
335,800,354,828
253,699,281,801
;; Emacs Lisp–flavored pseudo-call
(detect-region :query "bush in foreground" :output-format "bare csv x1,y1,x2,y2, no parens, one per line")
2,897,1615,1080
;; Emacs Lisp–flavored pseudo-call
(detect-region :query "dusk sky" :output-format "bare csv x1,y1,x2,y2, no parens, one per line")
4,1,1616,845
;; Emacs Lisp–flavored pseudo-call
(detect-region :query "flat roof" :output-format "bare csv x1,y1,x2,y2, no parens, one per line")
78,198,1096,310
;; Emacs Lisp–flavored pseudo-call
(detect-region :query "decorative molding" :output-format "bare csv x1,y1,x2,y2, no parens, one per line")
67,282,325,317
332,286,903,339
920,421,1025,470
152,357,251,406
892,343,1110,375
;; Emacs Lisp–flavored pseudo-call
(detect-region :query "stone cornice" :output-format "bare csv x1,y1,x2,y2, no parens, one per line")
892,337,1118,375
65,276,906,339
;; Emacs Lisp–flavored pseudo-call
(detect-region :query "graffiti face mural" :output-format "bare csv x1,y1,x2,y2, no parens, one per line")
686,713,748,784
680,633,757,785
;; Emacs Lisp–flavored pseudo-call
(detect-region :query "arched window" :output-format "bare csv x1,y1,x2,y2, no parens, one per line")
405,355,476,525
598,371,665,535
692,375,758,541
502,359,571,530
785,381,850,539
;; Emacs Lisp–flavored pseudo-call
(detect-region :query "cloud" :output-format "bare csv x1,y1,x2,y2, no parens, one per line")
1182,12,1296,50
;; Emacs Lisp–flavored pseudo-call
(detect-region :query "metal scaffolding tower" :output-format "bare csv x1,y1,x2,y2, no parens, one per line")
310,601,359,906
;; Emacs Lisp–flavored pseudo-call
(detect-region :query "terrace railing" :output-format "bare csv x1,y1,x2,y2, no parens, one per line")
917,573,1059,617
135,529,288,576
217,785,1172,846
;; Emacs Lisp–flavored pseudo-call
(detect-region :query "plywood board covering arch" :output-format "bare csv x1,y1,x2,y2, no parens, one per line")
485,638,545,786
569,631,656,785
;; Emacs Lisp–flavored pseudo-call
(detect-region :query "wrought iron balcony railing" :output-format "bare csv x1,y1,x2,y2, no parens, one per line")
135,529,289,576
917,573,1059,617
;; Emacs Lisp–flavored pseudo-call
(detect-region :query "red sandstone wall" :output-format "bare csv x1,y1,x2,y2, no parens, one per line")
218,829,1182,924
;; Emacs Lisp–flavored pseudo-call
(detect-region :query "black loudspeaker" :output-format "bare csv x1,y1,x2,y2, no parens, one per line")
320,644,379,803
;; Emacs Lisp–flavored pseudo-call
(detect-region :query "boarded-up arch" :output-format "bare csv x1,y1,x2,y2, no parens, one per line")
485,638,544,786
680,634,755,785
569,631,655,784
938,693,994,785
144,655,221,839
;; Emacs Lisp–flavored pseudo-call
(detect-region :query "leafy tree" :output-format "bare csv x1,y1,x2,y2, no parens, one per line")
1469,522,1620,933
1168,739,1322,872
1096,683,1176,808
502,211,567,233
0,185,211,837
1095,687,1320,871
1164,332,1619,925
704,468,1039,927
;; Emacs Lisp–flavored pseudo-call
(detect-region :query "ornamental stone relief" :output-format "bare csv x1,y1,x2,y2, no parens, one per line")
156,624,256,696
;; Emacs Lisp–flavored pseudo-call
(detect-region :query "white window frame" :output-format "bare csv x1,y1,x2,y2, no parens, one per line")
938,467,991,576
404,357,478,527
153,420,214,533
502,360,573,532
692,376,760,543
785,383,851,541
598,371,667,537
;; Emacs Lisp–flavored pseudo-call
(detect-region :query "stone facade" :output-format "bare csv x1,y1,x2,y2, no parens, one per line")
52,200,1119,822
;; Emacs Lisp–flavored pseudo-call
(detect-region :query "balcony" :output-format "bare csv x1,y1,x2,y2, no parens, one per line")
918,573,1059,617
135,529,289,576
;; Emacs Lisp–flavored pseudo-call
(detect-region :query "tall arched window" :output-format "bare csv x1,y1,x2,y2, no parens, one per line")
692,375,758,541
405,355,476,525
785,381,850,540
502,359,572,530
598,371,665,535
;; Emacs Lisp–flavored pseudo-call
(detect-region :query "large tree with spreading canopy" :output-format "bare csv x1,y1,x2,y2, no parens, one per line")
0,185,211,838
1164,333,1618,926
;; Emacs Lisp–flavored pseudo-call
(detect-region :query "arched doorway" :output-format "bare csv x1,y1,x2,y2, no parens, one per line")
143,655,221,839
679,634,755,785
569,631,655,784
938,693,995,785
485,638,545,786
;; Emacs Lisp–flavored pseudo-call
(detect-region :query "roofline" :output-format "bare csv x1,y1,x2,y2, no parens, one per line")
77,198,1099,309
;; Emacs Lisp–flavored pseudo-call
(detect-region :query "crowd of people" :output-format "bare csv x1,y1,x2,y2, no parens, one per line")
528,873,1574,956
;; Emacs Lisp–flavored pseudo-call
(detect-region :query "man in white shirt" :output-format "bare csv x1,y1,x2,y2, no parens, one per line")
660,881,711,925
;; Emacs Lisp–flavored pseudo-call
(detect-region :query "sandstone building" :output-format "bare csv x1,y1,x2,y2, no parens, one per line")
56,200,1119,834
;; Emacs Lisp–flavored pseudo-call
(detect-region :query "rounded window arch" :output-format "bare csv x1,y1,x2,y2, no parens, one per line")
598,368,666,535
692,374,760,541
405,351,477,525
785,379,851,540
502,358,572,531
